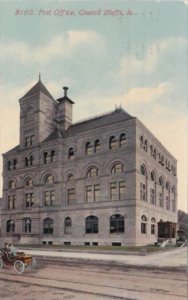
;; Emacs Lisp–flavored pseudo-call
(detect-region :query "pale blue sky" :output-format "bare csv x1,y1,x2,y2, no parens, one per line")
0,1,187,211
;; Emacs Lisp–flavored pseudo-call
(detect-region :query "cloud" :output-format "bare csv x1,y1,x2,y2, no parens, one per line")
117,37,188,81
0,30,105,65
123,82,172,104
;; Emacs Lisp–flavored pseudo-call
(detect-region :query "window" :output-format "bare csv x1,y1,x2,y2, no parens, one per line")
110,182,117,201
67,189,76,204
119,133,126,147
9,180,16,190
110,214,124,233
51,150,56,162
25,135,34,147
44,190,55,206
159,177,164,207
64,217,72,234
86,216,98,233
94,185,100,202
86,186,93,203
68,148,75,160
25,193,34,207
119,181,126,200
112,163,123,174
87,167,98,177
8,195,16,209
141,215,147,234
172,186,176,212
141,164,146,176
25,156,33,167
140,183,146,201
6,220,15,233
43,218,53,234
94,140,100,152
151,218,156,235
150,188,155,204
68,174,74,182
110,182,126,201
86,142,92,155
45,174,54,184
25,178,33,187
109,136,118,150
23,218,31,233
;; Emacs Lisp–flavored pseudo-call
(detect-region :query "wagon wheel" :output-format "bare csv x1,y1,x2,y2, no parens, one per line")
0,259,4,269
14,260,25,274
31,257,37,269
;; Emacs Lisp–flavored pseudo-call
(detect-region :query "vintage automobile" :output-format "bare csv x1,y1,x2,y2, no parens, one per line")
0,247,36,274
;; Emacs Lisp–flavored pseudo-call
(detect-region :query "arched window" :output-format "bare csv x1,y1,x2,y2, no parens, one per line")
6,219,15,233
43,218,53,234
87,167,98,178
64,217,72,234
141,215,147,234
68,174,74,182
86,142,92,155
68,148,75,160
8,180,16,190
109,136,118,150
85,216,98,233
110,214,124,233
141,164,146,176
45,174,54,184
23,218,31,233
25,178,33,187
94,139,100,152
111,163,123,174
119,133,127,147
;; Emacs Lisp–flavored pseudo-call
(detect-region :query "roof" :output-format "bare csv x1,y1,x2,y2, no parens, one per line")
20,79,54,100
43,108,134,142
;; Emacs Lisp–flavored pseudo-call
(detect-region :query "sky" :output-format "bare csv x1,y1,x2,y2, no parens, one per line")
0,0,187,211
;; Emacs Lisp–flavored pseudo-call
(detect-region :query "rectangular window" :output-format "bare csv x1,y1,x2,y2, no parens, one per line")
166,196,170,210
159,193,163,207
110,182,117,200
151,224,155,234
140,183,146,201
86,186,93,203
119,181,126,200
150,188,155,205
25,193,34,207
25,135,34,147
44,190,55,206
68,189,76,204
141,223,147,234
8,195,16,209
94,185,100,202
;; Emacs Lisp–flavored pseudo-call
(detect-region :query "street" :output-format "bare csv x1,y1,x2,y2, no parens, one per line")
0,259,187,300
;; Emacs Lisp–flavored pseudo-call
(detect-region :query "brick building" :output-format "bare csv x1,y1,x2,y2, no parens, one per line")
0,77,177,246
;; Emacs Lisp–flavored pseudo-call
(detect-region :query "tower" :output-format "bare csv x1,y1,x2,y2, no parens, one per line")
19,76,57,148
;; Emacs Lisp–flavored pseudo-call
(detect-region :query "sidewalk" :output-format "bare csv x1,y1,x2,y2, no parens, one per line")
23,246,188,271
